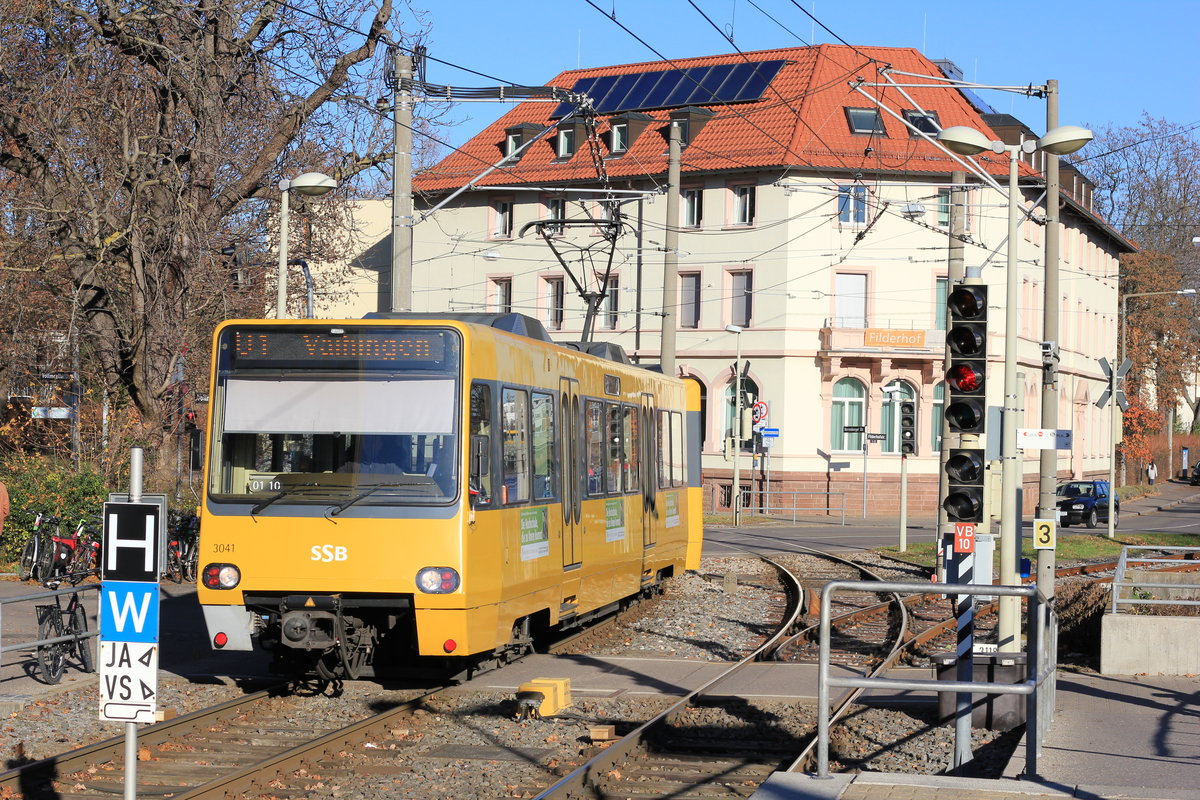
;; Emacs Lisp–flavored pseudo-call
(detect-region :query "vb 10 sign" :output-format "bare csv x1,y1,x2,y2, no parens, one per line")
954,522,976,554
100,502,161,723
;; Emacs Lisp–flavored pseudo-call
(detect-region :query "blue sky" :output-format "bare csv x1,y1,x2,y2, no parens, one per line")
414,0,1198,149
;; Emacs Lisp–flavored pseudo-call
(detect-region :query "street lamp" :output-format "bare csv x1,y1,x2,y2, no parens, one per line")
937,124,1092,653
277,172,337,318
726,324,744,526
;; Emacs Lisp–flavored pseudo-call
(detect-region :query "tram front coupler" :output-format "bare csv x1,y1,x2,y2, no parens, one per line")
278,594,344,651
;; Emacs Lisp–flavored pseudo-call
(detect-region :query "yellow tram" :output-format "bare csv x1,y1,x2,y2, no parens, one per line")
197,313,702,678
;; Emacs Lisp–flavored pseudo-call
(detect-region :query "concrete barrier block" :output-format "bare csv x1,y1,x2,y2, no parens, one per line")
1101,614,1200,675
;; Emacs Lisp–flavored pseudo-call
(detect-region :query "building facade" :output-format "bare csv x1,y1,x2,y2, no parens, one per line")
319,45,1134,516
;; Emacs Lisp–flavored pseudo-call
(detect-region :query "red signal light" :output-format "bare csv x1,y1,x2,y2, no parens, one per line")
948,364,982,393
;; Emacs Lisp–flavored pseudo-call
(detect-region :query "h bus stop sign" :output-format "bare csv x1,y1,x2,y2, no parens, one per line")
100,502,161,723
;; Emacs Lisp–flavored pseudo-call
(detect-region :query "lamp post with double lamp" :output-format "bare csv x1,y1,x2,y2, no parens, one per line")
937,124,1093,653
277,172,338,318
726,324,744,526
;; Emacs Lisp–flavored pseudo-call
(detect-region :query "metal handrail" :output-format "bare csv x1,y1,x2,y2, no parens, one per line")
1111,546,1200,613
815,580,1056,778
744,490,847,525
708,485,847,525
0,583,99,656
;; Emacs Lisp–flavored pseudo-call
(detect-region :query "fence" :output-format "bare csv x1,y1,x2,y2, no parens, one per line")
706,485,847,525
1111,546,1200,613
0,583,99,664
814,580,1057,778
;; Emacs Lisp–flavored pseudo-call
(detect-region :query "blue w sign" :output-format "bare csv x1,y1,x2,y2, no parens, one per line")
100,581,160,644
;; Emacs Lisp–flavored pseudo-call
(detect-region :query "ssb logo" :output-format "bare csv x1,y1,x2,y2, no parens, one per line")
311,545,348,562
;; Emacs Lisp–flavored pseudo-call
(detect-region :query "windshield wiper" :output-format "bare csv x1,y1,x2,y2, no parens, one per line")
250,483,323,515
328,482,407,516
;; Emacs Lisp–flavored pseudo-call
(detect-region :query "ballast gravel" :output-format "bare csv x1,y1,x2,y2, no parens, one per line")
0,553,1026,796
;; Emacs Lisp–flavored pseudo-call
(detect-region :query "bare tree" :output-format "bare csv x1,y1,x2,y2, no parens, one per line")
0,0,416,468
1081,115,1200,263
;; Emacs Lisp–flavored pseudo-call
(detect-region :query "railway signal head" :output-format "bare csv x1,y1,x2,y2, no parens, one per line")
899,400,916,455
944,447,986,523
945,285,987,434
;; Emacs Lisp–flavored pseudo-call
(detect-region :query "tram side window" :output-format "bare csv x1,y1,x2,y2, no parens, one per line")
623,405,640,492
658,409,670,490
470,383,493,505
585,400,605,496
670,411,685,486
501,388,530,504
606,402,623,495
531,391,556,500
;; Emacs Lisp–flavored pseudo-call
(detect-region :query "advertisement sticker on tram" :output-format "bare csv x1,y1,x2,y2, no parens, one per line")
519,507,549,561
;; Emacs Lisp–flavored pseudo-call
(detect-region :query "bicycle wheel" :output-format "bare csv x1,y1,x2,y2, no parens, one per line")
70,537,96,576
165,543,183,583
19,539,36,581
36,606,66,684
34,535,55,582
183,544,198,583
71,604,94,673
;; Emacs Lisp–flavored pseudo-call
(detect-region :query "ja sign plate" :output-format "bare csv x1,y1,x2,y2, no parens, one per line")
99,641,158,723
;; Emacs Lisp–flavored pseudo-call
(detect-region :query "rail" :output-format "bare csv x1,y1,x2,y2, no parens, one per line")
0,583,99,657
1111,546,1200,613
707,485,847,525
814,580,1057,779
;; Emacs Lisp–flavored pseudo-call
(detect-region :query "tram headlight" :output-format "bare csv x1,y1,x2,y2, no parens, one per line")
202,563,241,590
416,567,460,594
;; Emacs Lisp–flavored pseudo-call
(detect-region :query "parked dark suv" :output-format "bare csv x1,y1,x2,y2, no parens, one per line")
1055,480,1118,528
1190,464,1200,486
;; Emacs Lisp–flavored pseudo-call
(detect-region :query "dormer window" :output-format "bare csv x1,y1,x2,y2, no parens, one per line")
505,132,522,159
611,122,629,153
845,107,887,135
904,110,940,136
557,127,577,158
502,123,543,162
606,112,653,155
665,106,715,150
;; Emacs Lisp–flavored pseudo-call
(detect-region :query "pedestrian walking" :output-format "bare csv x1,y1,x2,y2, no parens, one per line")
0,479,8,538
1147,459,1158,486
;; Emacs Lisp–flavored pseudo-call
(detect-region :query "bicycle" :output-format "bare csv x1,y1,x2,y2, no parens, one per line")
35,572,94,684
66,517,103,577
44,517,101,583
18,513,58,583
165,512,199,583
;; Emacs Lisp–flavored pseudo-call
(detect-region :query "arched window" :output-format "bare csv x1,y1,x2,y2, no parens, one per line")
725,377,760,452
881,380,917,454
931,382,945,452
831,378,865,451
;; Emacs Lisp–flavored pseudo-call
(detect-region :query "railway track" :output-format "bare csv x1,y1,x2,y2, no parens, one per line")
4,683,444,799
532,552,819,799
7,549,1198,799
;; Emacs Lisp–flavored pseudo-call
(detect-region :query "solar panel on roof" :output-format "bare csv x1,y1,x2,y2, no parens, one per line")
552,59,786,117
639,70,683,109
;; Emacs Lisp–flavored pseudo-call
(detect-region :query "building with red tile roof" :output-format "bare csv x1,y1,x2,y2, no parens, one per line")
329,44,1133,515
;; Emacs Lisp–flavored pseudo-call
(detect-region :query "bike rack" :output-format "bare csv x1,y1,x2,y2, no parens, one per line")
0,584,100,662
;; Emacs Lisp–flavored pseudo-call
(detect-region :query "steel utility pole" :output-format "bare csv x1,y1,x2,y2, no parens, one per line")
391,48,414,312
660,122,681,376
1036,79,1060,598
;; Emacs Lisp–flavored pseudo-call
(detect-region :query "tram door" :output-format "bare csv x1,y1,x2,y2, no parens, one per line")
560,378,583,568
640,393,659,549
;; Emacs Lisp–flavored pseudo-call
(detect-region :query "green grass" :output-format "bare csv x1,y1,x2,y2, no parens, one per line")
877,531,1200,569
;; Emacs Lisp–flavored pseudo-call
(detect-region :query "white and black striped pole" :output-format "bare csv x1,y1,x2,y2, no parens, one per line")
949,538,975,770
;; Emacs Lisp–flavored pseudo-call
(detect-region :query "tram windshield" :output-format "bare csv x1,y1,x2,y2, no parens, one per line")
207,326,462,508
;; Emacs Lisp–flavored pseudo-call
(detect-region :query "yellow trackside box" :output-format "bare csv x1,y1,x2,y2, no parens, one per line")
518,678,572,717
